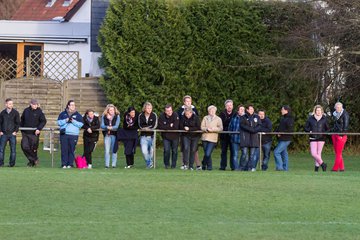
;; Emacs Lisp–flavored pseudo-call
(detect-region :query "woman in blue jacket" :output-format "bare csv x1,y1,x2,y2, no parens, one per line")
57,100,84,168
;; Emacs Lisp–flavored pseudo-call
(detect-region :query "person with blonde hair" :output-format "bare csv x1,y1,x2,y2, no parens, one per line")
201,105,223,170
331,102,349,172
138,102,158,168
304,105,329,172
101,104,120,168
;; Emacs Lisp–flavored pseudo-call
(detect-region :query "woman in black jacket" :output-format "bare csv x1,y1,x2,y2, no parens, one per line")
82,109,100,169
117,107,139,168
331,102,349,171
304,105,329,172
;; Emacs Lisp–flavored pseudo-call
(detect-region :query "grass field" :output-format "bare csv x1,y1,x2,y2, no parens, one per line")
0,144,359,239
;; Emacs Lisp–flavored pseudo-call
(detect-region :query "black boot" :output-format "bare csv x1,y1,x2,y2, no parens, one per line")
315,166,319,172
321,162,327,172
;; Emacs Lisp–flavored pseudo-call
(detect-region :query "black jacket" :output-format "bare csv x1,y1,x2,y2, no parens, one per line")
332,110,349,133
82,114,100,141
276,113,294,141
179,114,201,138
239,113,261,147
138,112,158,137
219,110,235,139
0,108,20,135
20,106,47,134
304,115,329,142
158,112,180,140
117,111,139,140
259,117,273,144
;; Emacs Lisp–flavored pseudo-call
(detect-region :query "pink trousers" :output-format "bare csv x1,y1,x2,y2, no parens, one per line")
331,135,347,171
310,141,325,167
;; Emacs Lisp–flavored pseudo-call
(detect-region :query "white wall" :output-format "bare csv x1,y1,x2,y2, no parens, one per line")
70,0,91,23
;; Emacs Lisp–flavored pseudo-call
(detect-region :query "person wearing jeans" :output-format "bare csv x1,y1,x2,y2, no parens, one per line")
219,100,235,170
331,102,349,172
304,105,329,172
257,109,273,171
101,104,120,168
158,104,180,169
274,105,294,171
0,98,20,168
228,105,245,171
138,102,158,168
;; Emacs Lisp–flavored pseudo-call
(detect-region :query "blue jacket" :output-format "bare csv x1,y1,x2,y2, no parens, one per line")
57,110,84,136
228,114,241,144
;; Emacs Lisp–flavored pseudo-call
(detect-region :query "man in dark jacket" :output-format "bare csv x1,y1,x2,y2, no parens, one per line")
158,104,180,169
20,99,47,167
274,105,294,171
239,104,261,171
257,109,272,171
219,99,235,170
0,98,21,167
82,109,100,169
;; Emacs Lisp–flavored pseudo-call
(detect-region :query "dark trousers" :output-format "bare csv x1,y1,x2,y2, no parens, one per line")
220,135,234,170
0,134,16,167
21,133,39,166
182,136,199,168
163,138,179,168
123,139,137,166
202,141,216,170
83,138,97,165
126,155,134,166
60,134,78,167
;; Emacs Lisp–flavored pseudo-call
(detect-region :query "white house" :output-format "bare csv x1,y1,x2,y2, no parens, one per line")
0,0,110,80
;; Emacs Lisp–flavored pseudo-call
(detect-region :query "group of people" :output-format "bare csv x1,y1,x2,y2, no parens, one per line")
0,96,349,172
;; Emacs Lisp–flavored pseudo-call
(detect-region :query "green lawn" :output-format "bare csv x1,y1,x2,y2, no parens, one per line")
0,144,359,239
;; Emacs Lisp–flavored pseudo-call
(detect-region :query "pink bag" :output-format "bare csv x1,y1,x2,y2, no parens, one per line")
75,155,87,169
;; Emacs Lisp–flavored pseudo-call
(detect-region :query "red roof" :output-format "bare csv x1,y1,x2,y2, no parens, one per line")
11,0,86,21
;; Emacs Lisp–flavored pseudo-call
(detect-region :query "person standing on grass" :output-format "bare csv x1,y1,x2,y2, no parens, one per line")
179,107,201,170
0,98,20,167
331,102,349,172
257,109,273,171
273,105,294,171
158,104,180,169
138,102,158,169
228,104,245,171
239,104,261,172
82,109,100,169
101,104,120,169
201,105,223,171
219,99,235,171
57,100,84,169
177,95,201,169
20,99,47,167
117,106,139,169
304,105,329,172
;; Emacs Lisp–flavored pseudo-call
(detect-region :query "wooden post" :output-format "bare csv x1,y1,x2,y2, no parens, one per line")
153,130,157,169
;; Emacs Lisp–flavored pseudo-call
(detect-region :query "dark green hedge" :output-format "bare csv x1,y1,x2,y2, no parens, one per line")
99,0,318,149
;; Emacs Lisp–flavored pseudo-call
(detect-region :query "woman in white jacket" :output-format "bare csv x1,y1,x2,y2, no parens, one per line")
201,105,223,170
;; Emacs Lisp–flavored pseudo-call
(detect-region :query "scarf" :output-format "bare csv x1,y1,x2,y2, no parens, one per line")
333,110,343,120
314,114,322,121
126,113,135,127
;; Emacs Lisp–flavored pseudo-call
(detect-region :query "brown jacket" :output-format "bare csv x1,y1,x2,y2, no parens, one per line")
201,115,223,143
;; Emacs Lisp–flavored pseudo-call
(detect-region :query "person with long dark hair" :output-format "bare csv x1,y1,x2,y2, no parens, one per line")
117,106,139,169
57,100,84,168
82,109,100,169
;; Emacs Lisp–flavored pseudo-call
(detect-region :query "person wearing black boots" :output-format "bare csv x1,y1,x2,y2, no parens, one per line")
117,107,139,168
82,109,100,169
304,105,329,172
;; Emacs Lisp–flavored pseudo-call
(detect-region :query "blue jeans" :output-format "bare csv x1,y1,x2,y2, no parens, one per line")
202,141,216,170
261,141,272,171
163,138,179,168
274,140,291,171
104,134,117,167
182,135,199,168
239,147,257,170
230,142,240,170
140,136,154,167
0,134,16,167
60,134,78,167
220,135,234,170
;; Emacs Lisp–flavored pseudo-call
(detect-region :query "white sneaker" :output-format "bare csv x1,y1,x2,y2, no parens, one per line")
180,165,188,170
62,166,67,169
251,168,256,172
67,165,71,169
88,164,92,169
